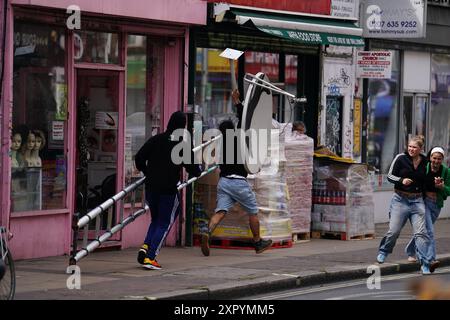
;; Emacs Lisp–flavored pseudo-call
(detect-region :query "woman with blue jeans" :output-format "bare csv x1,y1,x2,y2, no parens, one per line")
405,146,450,270
376,135,434,274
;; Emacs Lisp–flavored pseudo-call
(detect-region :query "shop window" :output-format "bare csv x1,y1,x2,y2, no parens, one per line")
245,52,280,82
367,50,400,177
125,35,164,202
74,31,119,64
11,21,67,212
283,54,298,122
194,48,236,130
430,54,450,166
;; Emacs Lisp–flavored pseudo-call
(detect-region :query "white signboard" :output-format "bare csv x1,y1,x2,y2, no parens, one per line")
219,48,244,60
95,112,118,130
52,121,64,141
331,0,358,19
362,0,426,38
356,51,392,79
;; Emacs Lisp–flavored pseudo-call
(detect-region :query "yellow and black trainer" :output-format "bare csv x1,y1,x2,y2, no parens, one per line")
142,258,162,270
137,244,149,265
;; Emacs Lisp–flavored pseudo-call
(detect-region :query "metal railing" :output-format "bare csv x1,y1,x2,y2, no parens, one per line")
69,165,218,265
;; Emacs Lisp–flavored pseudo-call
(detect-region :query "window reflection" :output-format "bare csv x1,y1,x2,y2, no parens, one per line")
367,50,400,174
430,54,450,166
125,35,164,202
74,31,119,64
12,22,67,212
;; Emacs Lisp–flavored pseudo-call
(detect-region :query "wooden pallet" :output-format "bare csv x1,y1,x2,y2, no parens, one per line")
292,232,311,243
311,231,374,241
193,234,292,250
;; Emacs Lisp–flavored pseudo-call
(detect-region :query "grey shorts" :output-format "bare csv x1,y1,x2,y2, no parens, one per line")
215,177,258,215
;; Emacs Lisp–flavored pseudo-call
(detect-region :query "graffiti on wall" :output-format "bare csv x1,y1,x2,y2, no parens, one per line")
325,96,343,156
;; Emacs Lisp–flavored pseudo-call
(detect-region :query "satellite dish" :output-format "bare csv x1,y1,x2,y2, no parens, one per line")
240,72,273,174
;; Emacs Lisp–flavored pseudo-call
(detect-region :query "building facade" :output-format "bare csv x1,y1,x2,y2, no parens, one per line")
186,0,365,244
0,0,206,259
361,0,450,222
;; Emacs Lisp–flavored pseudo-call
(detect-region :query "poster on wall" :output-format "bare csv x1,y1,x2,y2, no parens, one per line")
353,98,362,158
356,51,392,79
52,121,64,141
95,112,118,130
362,0,426,38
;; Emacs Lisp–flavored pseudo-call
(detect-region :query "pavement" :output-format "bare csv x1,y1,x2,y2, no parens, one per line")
12,219,450,300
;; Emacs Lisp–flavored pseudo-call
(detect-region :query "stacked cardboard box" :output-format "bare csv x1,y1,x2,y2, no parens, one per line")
283,125,314,234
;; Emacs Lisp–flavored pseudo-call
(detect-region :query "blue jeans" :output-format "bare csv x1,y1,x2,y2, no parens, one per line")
378,193,432,266
405,197,441,261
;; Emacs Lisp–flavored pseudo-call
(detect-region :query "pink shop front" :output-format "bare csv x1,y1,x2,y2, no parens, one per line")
0,0,206,260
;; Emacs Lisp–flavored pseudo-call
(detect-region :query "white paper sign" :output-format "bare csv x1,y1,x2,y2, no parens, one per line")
52,121,64,141
219,48,244,60
331,0,358,18
356,51,392,79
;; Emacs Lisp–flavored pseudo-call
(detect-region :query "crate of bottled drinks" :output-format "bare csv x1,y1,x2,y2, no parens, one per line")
311,158,374,240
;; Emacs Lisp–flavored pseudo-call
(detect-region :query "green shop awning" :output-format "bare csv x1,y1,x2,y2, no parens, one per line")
226,8,364,47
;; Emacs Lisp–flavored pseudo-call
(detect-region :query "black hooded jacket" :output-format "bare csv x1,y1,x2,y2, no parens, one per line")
135,111,201,194
218,103,248,178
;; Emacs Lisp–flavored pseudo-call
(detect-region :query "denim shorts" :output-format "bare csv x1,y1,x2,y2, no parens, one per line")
215,177,258,215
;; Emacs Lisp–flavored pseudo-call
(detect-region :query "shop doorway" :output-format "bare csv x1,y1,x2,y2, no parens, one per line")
75,70,121,237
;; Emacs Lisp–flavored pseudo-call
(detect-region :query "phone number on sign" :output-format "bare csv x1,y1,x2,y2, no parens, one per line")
371,21,418,28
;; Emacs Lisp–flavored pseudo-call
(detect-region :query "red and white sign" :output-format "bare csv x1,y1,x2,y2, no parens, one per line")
356,51,392,79
207,0,330,15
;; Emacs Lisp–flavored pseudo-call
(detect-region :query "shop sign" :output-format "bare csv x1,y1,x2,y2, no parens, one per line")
353,98,362,157
208,0,330,15
356,51,392,79
331,0,359,19
260,28,364,46
362,0,426,38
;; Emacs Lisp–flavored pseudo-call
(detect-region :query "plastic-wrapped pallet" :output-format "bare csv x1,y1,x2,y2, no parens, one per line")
251,154,292,242
312,157,375,240
283,123,314,234
193,129,292,243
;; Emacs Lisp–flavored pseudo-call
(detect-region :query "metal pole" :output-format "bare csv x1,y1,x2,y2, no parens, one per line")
72,166,219,263
77,176,146,229
244,73,308,103
192,135,222,153
177,165,218,191
73,205,149,263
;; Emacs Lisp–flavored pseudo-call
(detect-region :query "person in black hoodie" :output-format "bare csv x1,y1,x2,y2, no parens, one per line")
200,89,272,257
135,111,201,270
